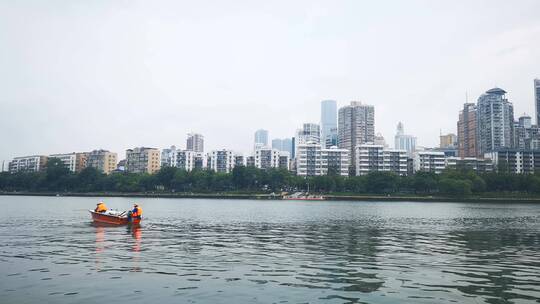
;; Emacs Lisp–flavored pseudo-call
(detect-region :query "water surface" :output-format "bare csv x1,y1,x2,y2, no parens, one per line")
0,196,539,303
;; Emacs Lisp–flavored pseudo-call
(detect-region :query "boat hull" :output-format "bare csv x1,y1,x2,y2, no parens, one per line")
89,211,141,225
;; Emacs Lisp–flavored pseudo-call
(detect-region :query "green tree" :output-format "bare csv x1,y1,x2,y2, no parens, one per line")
156,166,177,190
76,167,103,192
439,178,472,196
412,172,438,194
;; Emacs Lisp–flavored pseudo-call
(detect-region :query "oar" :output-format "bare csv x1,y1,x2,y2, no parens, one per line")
119,211,127,217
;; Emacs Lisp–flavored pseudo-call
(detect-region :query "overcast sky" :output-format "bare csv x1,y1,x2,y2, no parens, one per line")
1,0,539,165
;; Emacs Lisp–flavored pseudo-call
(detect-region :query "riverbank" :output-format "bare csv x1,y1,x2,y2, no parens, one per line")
2,191,540,203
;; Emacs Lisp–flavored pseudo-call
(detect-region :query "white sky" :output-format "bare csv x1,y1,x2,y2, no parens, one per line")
1,0,539,164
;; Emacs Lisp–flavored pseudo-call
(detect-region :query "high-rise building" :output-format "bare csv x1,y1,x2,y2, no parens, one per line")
186,133,204,152
355,145,408,176
161,146,206,171
296,123,320,145
161,146,178,167
271,139,283,151
325,127,338,148
86,150,117,174
271,138,293,156
338,101,375,167
49,152,88,173
445,157,493,173
440,133,457,149
208,149,235,173
413,151,446,174
278,152,291,170
513,114,540,150
254,147,281,169
476,88,514,155
254,129,269,150
126,147,160,174
519,115,533,129
321,100,337,148
374,133,387,147
246,156,255,167
235,154,245,167
486,149,540,174
457,103,478,157
394,122,416,157
535,79,540,125
294,123,321,158
323,147,349,176
296,142,349,176
282,138,293,155
8,155,48,173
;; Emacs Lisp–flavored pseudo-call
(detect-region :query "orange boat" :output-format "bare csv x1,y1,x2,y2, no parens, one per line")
89,210,141,225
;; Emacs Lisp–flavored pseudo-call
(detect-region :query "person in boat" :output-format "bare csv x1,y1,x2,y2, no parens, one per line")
95,202,108,213
129,203,142,220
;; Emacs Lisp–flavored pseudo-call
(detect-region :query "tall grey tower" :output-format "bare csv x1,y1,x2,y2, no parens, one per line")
186,133,204,152
535,79,540,125
394,122,417,157
254,129,269,149
321,100,337,148
476,88,514,155
338,101,375,168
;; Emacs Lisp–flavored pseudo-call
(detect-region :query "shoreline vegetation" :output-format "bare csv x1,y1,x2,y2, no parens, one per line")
2,191,540,203
2,157,540,203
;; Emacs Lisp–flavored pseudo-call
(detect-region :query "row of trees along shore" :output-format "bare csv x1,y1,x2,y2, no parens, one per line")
2,158,540,197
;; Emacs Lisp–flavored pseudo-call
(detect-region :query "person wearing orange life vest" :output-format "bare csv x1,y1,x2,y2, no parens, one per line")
95,202,108,213
131,204,142,219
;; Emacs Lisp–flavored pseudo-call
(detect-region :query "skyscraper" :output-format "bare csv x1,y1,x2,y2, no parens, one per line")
513,114,540,150
295,123,321,145
186,133,204,152
476,88,514,155
394,122,416,157
439,133,457,149
321,100,337,148
254,129,269,149
535,79,540,125
271,138,283,151
457,103,478,157
282,138,293,155
338,101,375,167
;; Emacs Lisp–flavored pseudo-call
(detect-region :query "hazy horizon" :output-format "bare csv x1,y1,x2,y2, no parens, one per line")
1,0,540,163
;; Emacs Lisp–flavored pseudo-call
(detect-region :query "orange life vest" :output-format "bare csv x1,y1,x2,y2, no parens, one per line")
132,206,142,217
95,203,107,213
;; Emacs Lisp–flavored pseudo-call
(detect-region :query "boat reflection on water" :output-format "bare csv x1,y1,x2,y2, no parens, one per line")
127,224,142,272
128,225,142,252
92,222,143,272
93,225,105,271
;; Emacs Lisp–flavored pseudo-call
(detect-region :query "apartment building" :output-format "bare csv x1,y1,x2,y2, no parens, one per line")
208,149,235,173
296,143,349,176
8,155,48,173
49,152,88,173
413,151,446,174
86,150,118,174
486,149,540,174
126,147,160,174
356,145,407,176
445,157,493,173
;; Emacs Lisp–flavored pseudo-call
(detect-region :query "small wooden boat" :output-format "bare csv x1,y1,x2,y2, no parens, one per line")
89,210,141,225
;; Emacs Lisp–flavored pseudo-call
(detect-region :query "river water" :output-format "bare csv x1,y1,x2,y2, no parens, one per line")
0,196,539,303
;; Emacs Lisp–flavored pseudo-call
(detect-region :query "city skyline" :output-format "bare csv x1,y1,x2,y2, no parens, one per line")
1,1,540,164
